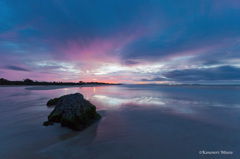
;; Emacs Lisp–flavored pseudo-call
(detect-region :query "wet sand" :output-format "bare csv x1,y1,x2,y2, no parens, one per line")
0,85,239,159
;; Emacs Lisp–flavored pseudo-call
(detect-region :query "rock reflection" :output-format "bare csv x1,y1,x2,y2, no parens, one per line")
58,121,99,145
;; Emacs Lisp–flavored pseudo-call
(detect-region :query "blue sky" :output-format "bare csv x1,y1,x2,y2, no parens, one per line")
0,0,240,84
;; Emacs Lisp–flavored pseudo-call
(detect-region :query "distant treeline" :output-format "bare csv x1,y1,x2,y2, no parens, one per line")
0,78,117,86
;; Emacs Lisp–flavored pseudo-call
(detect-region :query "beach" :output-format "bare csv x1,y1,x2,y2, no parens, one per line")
0,85,239,159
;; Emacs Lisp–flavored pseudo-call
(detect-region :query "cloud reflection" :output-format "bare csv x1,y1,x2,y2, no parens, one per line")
91,94,200,117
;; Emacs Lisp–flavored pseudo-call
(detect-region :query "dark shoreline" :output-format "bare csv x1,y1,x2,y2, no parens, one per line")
26,84,116,90
0,78,121,86
0,84,120,90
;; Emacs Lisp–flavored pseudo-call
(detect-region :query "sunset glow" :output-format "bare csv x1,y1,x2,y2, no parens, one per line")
1,0,240,84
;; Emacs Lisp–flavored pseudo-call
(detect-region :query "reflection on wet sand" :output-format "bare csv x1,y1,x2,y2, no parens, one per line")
93,95,166,106
58,118,101,145
0,85,240,158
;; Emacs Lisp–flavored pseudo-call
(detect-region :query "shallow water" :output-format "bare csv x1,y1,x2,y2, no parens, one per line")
0,85,239,159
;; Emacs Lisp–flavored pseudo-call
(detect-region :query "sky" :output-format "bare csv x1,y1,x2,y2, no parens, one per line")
0,0,240,84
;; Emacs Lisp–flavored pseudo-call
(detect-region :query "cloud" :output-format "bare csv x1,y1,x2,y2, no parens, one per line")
121,59,140,66
143,66,240,82
119,8,240,62
1,0,240,83
142,77,167,82
5,65,31,72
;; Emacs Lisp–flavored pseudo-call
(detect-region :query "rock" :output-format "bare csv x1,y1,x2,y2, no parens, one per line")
47,97,61,106
44,93,101,130
43,121,54,126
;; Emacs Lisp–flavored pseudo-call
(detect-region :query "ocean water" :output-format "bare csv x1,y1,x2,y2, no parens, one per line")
0,85,239,159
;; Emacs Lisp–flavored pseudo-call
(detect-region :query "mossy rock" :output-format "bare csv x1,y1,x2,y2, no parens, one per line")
44,93,101,130
43,121,54,126
47,97,61,106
